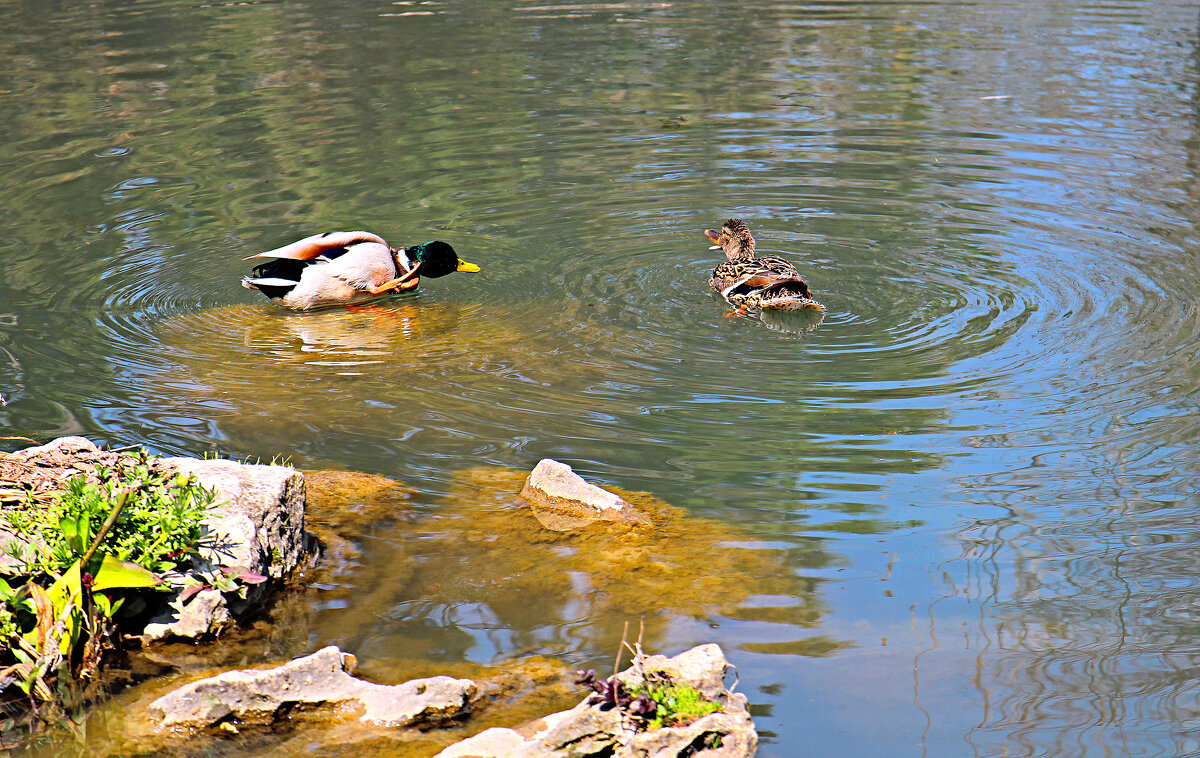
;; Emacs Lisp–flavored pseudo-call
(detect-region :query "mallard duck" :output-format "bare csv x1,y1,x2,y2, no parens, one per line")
241,231,480,310
704,219,824,312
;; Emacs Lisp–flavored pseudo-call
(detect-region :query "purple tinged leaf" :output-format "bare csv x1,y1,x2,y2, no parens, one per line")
178,585,203,603
234,569,268,584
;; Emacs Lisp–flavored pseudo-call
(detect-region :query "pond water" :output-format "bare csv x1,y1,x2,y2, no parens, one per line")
4,0,1200,755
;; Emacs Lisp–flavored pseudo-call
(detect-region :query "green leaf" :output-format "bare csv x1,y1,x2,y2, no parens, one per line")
91,554,159,591
48,560,82,615
42,566,81,657
60,515,84,555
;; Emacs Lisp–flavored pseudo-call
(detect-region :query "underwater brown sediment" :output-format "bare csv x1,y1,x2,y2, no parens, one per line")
306,466,842,664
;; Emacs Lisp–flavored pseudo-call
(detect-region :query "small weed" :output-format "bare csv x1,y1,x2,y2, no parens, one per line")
628,673,721,729
5,450,213,576
575,622,724,732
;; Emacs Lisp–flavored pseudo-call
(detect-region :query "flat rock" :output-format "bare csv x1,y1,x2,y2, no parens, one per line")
518,459,650,529
148,645,477,728
435,644,756,758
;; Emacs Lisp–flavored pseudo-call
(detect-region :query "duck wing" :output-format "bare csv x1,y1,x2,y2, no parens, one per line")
711,258,812,297
242,231,389,261
710,259,759,293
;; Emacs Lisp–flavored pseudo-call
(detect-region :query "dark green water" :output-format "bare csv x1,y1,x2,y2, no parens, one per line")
4,0,1200,755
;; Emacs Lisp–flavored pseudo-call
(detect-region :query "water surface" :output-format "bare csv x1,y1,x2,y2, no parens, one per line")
3,1,1200,755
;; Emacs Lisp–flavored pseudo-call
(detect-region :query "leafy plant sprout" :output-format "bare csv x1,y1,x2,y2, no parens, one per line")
0,448,217,742
574,621,724,732
4,449,213,577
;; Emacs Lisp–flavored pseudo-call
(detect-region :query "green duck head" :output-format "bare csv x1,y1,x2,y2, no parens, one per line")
407,241,481,278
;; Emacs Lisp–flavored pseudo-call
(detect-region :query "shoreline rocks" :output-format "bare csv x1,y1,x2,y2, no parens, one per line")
1,440,759,756
148,645,478,728
0,437,316,643
435,644,756,758
143,455,314,641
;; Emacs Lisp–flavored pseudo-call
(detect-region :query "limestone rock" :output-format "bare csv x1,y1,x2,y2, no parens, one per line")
161,456,308,581
518,459,650,529
148,646,477,728
141,589,232,642
134,456,314,641
435,644,756,758
7,435,99,458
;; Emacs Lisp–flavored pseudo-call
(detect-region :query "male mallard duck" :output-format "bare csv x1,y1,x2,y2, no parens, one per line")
704,219,824,312
241,231,480,310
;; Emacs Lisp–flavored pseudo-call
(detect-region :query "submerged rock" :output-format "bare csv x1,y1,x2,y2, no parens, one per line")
519,459,650,529
148,645,478,728
435,644,756,758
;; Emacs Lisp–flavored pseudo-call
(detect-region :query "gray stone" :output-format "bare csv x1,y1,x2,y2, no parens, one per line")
161,456,308,581
139,456,312,641
434,726,534,758
629,644,731,701
434,644,756,758
141,589,232,642
148,645,477,728
518,459,650,529
9,436,99,458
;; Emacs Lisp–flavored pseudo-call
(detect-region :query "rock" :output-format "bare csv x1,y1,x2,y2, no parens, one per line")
434,644,756,758
7,435,99,458
148,645,477,728
518,459,650,529
140,456,313,641
633,644,731,700
141,589,232,641
162,456,308,581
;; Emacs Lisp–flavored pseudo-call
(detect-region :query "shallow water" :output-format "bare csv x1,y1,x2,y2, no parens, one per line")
4,0,1200,755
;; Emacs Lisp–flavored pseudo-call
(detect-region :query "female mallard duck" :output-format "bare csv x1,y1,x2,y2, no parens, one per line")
241,231,480,310
704,219,824,312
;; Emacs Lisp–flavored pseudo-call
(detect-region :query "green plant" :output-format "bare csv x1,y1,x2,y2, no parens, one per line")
5,451,213,577
177,566,267,602
626,673,722,729
574,622,724,731
574,668,722,730
0,577,32,641
0,450,211,741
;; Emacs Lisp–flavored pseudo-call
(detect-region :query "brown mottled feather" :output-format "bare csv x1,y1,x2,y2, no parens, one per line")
705,219,824,312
